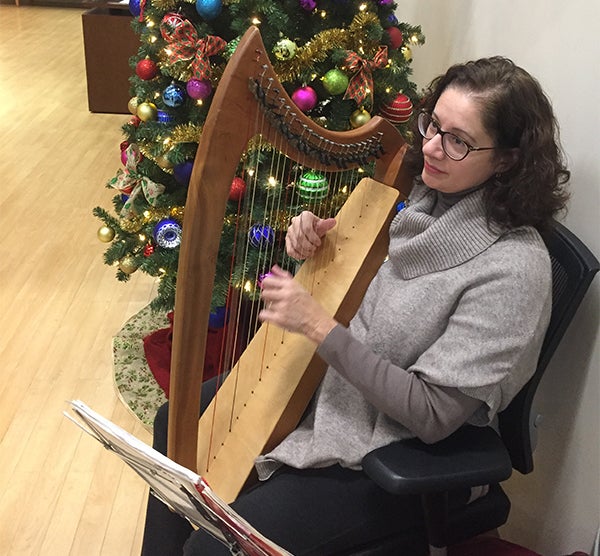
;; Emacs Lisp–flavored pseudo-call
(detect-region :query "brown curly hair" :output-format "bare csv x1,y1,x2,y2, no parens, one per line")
404,57,570,232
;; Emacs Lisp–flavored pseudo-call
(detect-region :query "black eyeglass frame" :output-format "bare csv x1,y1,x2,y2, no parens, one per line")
417,111,497,161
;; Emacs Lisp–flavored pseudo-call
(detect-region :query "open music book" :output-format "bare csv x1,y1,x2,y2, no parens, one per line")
64,400,292,556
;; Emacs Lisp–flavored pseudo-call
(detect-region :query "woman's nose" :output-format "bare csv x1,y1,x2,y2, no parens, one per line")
422,133,445,159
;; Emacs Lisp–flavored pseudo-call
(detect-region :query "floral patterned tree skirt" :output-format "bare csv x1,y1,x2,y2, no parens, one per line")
112,304,169,429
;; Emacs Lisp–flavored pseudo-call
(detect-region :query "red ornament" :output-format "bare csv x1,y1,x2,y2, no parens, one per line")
229,177,247,202
128,115,142,127
386,27,403,50
380,93,413,124
136,58,158,80
160,12,187,41
143,244,155,257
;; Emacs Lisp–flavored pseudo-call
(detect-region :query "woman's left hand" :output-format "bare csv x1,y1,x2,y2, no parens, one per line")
258,265,338,344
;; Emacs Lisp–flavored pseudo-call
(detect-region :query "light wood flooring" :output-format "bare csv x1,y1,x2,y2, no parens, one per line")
1,6,158,554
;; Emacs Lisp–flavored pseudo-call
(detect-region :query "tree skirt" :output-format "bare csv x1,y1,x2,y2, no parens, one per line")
112,304,169,430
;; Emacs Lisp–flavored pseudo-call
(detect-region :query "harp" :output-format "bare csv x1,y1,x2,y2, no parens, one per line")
168,26,412,503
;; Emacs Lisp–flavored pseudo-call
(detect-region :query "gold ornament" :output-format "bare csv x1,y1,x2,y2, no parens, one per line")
350,107,372,128
137,102,158,122
128,96,140,115
97,225,115,243
156,154,174,169
118,254,139,275
401,46,412,62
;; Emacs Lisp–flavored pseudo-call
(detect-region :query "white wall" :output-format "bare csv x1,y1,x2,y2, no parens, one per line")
396,1,600,553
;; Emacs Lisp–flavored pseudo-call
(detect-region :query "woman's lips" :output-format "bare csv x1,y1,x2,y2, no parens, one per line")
424,160,446,175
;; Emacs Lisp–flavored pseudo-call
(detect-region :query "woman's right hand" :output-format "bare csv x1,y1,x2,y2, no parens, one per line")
285,211,336,260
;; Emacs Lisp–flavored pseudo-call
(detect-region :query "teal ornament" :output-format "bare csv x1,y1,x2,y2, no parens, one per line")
153,219,182,249
162,83,186,107
322,69,349,96
248,224,275,249
195,0,222,20
297,171,329,202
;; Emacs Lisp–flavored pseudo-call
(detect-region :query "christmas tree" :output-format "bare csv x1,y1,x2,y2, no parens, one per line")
94,0,424,313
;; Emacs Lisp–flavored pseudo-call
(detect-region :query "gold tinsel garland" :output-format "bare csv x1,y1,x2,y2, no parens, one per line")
273,12,382,83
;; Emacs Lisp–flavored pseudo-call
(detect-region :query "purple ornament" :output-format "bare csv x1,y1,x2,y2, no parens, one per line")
208,306,229,328
378,0,393,4
186,79,213,100
291,86,318,113
173,161,194,185
299,0,316,11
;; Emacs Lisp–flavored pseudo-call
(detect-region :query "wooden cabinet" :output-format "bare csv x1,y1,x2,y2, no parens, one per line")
82,6,139,113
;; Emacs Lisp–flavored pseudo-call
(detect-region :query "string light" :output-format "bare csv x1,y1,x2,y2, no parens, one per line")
251,16,261,25
244,280,253,293
138,234,146,242
359,3,367,11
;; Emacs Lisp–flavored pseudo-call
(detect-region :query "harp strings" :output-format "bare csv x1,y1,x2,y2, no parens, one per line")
203,63,381,472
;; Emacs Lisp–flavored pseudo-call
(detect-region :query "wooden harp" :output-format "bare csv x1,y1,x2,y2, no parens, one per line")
168,26,412,503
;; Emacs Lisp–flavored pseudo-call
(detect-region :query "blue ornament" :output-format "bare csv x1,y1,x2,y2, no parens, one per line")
396,200,407,212
195,0,222,20
208,306,229,328
248,224,275,249
157,110,174,123
153,219,182,248
129,0,140,16
173,161,194,185
162,83,186,108
387,14,399,25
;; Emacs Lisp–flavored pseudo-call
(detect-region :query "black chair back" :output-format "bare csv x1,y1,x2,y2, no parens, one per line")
498,221,600,474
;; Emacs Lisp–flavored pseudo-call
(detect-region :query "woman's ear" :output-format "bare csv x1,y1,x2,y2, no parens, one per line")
495,148,520,173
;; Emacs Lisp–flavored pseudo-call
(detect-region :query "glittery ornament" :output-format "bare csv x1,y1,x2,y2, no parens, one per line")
195,0,222,20
350,107,372,128
128,115,142,127
299,0,316,11
137,102,158,122
291,86,318,113
118,254,138,274
386,27,403,49
387,13,398,25
157,110,174,123
322,69,349,96
186,79,212,100
154,219,182,248
248,224,275,248
224,36,241,59
128,96,140,115
174,161,194,185
143,244,155,257
136,58,158,80
229,177,246,202
273,38,297,61
297,171,329,201
378,0,393,4
129,0,140,16
401,45,412,62
162,83,186,107
97,226,115,243
380,93,413,124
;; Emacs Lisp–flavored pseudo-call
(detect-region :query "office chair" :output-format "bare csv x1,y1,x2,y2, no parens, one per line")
351,221,600,556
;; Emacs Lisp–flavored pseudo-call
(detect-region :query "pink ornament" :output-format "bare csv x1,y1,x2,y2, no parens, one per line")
380,93,414,124
291,86,318,113
186,78,213,100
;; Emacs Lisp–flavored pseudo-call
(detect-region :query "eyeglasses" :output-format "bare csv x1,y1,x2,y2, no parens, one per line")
417,111,497,161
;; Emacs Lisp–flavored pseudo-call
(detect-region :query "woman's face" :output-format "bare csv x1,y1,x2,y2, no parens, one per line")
421,86,504,194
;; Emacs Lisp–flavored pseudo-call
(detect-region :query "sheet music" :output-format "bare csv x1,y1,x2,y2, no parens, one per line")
65,400,292,556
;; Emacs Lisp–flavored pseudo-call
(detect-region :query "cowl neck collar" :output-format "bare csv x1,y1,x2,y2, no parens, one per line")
388,182,503,279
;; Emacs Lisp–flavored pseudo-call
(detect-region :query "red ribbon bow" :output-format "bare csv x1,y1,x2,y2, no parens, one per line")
343,46,389,107
161,20,227,80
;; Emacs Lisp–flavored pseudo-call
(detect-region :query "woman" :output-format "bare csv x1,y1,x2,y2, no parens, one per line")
142,56,569,555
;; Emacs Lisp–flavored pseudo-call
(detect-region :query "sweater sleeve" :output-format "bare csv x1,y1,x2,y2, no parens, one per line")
317,325,483,444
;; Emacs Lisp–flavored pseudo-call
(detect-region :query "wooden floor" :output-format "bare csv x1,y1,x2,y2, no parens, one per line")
0,6,158,554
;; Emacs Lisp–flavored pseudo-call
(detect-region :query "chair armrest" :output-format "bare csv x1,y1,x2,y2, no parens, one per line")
362,425,512,495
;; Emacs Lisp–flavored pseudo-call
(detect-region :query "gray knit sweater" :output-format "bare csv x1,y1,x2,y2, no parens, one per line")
255,181,552,479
